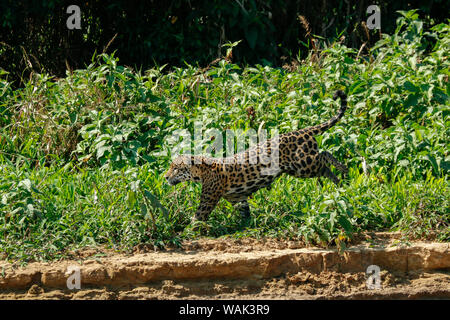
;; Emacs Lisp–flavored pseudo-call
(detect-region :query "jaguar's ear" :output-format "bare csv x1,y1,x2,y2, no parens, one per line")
177,155,192,166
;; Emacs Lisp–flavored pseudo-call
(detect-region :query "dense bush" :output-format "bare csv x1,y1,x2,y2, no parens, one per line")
0,11,448,261
1,0,449,86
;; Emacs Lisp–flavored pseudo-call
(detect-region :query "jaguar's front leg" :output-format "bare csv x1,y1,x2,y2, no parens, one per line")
193,183,223,222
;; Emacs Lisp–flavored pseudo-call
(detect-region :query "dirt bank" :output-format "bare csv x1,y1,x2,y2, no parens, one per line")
0,233,449,299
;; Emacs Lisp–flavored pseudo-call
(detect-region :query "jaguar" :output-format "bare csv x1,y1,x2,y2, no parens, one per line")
165,90,348,222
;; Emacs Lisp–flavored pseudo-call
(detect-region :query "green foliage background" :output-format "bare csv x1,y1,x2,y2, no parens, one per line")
1,0,450,86
0,11,449,262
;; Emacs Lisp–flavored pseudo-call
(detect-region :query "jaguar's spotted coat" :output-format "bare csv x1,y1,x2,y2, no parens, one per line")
165,90,348,222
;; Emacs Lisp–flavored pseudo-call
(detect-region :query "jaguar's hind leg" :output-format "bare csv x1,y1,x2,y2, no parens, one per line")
321,166,340,185
234,199,250,219
320,151,348,175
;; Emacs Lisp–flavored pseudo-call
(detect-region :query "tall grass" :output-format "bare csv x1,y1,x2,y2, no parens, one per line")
0,10,448,262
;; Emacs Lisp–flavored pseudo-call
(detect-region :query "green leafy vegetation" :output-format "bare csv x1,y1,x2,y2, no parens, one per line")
2,1,449,87
0,12,448,262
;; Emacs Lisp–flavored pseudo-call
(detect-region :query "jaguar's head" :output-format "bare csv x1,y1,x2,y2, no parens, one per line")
164,155,195,186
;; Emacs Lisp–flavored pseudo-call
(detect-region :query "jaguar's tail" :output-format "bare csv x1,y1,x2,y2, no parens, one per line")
307,90,347,135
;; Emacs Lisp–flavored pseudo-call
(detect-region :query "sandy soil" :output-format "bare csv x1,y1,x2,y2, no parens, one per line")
0,233,449,300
